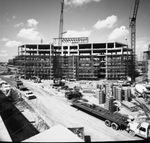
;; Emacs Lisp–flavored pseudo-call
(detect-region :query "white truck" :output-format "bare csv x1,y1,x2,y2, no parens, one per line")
126,121,150,139
72,100,150,139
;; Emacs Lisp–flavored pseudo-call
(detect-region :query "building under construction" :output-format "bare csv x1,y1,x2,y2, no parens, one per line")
15,40,133,80
143,44,150,81
17,44,53,79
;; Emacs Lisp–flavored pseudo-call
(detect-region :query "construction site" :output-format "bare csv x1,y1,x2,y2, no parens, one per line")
1,0,150,142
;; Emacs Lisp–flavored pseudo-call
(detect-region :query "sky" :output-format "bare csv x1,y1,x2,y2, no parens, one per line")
0,0,150,62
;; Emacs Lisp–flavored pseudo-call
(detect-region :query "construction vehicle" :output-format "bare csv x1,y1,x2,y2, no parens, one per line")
53,78,65,87
65,91,83,100
126,121,150,138
135,84,150,103
71,100,150,139
15,80,23,89
32,76,41,83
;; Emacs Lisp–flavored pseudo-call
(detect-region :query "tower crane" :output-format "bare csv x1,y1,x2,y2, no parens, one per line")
58,0,64,46
129,0,140,81
53,0,64,84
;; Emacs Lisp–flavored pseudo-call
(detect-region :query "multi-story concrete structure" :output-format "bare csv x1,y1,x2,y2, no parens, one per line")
137,61,146,74
17,44,53,79
54,42,132,80
16,41,132,80
143,44,150,81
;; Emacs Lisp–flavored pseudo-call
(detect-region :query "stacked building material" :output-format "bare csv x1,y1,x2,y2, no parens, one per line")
105,84,112,97
123,88,131,101
105,84,109,96
104,96,116,112
112,86,117,99
116,87,122,102
99,90,106,104
127,88,131,101
124,88,128,101
97,84,100,89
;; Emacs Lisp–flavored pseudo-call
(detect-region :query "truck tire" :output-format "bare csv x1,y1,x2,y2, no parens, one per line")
105,120,111,127
111,122,119,130
129,130,135,136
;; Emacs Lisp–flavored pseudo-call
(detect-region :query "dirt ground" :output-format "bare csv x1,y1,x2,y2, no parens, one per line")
18,79,142,141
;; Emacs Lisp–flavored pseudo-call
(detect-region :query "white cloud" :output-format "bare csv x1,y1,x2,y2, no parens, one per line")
93,15,117,30
16,19,43,41
108,26,129,40
0,53,8,57
27,19,39,27
13,15,16,19
63,30,92,37
0,50,8,57
15,22,24,28
136,37,150,60
1,38,9,42
65,0,101,7
1,50,7,53
17,28,42,41
5,40,21,48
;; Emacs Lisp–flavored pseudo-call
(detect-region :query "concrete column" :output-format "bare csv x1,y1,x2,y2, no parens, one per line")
148,60,150,81
91,43,93,55
61,45,63,56
77,44,79,55
114,42,116,48
24,45,26,77
50,44,51,56
68,45,70,56
37,44,39,55
106,43,108,79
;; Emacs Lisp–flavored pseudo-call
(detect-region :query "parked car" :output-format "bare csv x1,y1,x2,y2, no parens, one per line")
1,83,11,94
24,90,36,100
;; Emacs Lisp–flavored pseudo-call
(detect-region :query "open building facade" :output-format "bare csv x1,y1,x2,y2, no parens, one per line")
143,44,150,81
15,41,133,80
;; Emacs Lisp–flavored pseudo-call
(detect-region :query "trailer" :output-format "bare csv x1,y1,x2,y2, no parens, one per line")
72,100,129,130
71,100,150,139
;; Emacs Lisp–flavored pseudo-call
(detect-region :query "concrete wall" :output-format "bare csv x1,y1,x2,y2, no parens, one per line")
148,60,150,81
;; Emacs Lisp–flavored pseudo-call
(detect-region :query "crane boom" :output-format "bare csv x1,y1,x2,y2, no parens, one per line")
129,0,140,27
129,0,140,81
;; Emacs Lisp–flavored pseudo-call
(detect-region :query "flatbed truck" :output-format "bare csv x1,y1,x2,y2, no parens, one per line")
72,100,150,139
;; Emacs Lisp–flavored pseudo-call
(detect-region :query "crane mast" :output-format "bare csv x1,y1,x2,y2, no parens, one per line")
58,0,64,46
129,0,140,81
54,0,64,80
